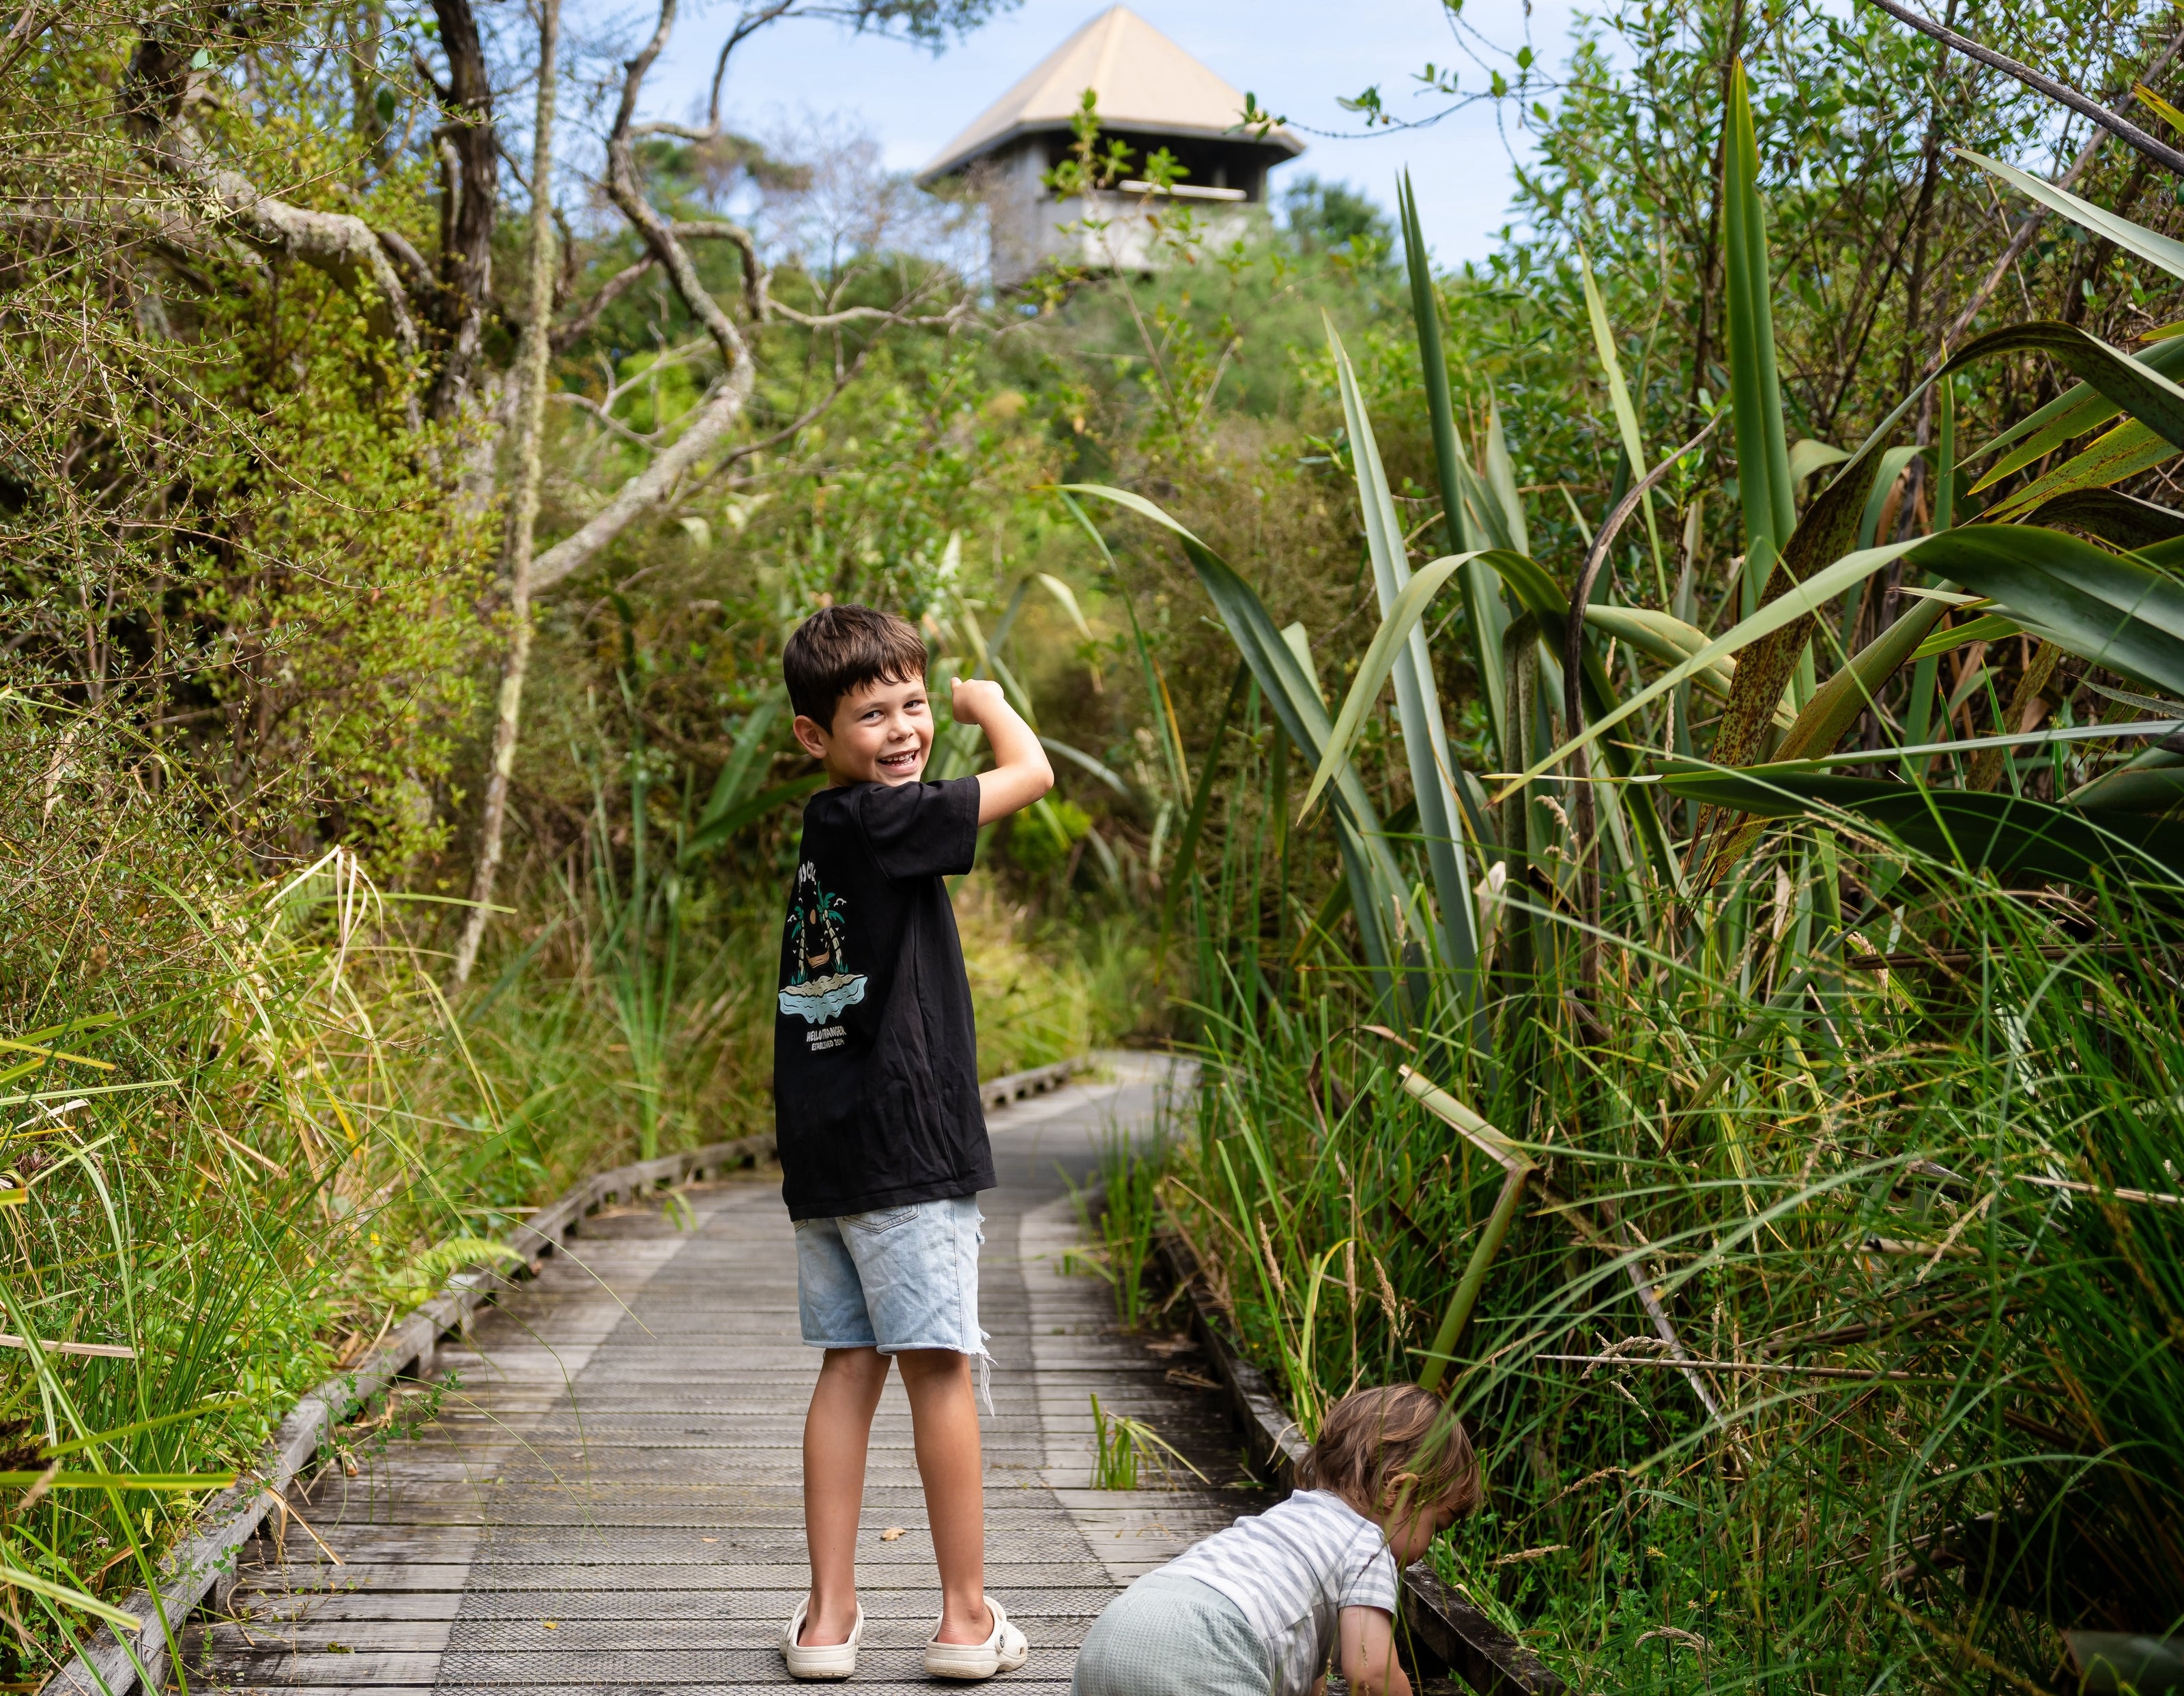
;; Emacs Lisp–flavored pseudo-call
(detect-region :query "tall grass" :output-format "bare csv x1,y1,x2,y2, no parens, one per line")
1068,1129,1169,1334
0,708,779,1678
0,715,405,1671
0,674,1149,1676
1071,61,2184,1696
1164,867,2181,1689
1089,1392,1203,1491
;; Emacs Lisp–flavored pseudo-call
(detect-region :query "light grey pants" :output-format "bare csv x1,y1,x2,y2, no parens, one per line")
1072,1572,1270,1696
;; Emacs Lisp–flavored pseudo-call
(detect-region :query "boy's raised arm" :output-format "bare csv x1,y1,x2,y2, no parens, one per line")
949,678,1054,825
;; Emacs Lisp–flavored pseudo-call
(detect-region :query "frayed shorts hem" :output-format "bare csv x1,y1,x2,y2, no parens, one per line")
801,1338,978,1356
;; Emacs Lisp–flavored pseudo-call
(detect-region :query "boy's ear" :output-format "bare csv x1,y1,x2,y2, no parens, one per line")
791,713,832,763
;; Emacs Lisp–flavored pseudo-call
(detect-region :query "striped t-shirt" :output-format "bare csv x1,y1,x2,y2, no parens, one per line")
1160,1489,1400,1696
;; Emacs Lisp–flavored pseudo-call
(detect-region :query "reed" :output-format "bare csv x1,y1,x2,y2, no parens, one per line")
1067,1129,1170,1334
1089,1392,1203,1491
1069,62,2184,1693
0,706,777,1676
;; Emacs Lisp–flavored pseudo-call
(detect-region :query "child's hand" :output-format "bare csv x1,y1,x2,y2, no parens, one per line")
948,676,1052,824
950,676,1005,728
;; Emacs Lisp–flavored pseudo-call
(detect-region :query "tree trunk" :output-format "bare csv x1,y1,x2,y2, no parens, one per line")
451,0,558,986
425,0,498,418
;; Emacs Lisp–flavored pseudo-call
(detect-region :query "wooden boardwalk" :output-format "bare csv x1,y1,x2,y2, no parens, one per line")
184,1054,1260,1693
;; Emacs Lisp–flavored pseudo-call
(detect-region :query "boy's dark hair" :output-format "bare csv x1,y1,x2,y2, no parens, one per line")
1299,1385,1481,1520
782,604,930,730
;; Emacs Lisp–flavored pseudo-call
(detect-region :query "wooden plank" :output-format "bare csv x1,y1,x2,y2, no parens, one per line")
220,1587,1127,1624
45,1136,776,1696
230,1562,1120,1590
205,1615,1139,1655
117,1055,1287,1695
202,1645,1097,1682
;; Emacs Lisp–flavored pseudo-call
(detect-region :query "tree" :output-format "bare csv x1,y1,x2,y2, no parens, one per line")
120,0,499,420
450,0,1007,977
1280,174,1396,265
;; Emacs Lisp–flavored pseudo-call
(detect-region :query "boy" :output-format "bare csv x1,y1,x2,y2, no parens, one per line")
773,604,1054,1682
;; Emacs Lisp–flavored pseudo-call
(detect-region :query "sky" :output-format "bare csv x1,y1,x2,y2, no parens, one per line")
618,0,1587,270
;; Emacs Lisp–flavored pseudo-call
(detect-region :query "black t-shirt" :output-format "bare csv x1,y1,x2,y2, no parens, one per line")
773,775,992,1220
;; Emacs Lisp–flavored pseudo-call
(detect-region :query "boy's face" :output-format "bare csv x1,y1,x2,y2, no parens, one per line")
794,673,933,788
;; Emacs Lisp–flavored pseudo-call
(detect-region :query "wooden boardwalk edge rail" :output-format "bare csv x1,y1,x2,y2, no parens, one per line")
1155,1234,1566,1696
43,1056,1085,1696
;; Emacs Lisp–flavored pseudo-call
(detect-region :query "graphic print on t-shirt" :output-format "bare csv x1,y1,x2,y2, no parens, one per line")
778,862,869,1024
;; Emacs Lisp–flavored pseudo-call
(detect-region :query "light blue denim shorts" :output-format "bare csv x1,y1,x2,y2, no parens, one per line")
794,1194,988,1361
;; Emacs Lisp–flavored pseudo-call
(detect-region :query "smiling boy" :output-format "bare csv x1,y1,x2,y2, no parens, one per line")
773,604,1053,1681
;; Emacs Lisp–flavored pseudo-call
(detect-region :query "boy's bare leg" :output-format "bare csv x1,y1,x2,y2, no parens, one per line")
895,1348,992,1644
802,1346,891,1645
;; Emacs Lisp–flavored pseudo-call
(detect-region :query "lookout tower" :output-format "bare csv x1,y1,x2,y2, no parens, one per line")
916,6,1304,287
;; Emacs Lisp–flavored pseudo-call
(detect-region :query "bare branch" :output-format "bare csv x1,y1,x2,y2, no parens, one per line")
551,257,653,351
452,0,560,986
531,0,757,592
622,2,798,145
607,153,751,367
530,380,751,591
767,294,974,332
376,227,432,293
528,0,982,592
609,0,680,141
671,218,758,244
695,341,874,482
124,36,420,351
1936,22,2184,347
410,44,451,104
1861,0,2184,177
669,217,767,315
709,3,795,132
424,0,498,416
532,218,758,353
0,1,58,81
551,388,672,452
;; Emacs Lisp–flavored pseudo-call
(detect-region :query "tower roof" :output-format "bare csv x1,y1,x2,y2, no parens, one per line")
915,6,1304,186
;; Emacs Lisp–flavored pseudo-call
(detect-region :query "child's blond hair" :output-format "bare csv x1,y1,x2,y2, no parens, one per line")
1297,1385,1481,1520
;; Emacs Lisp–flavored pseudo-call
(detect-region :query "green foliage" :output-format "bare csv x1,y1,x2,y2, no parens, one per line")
370,1237,526,1310
1067,1129,1167,1333
43,0,2184,1682
1089,1392,1200,1490
1081,5,2184,1691
1007,796,1092,879
0,0,1173,1673
1281,175,1396,268
1,9,491,871
1043,89,1143,198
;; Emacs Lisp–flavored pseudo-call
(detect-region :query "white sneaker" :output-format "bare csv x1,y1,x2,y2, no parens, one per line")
924,1596,1029,1680
782,1596,863,1680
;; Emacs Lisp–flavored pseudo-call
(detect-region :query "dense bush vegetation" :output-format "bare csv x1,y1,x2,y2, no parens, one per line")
4,0,2183,1683
1076,5,2184,1691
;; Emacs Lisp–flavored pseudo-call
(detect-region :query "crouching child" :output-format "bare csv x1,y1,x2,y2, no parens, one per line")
1072,1385,1481,1696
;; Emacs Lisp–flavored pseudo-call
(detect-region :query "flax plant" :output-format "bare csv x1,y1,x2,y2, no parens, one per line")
1072,60,2184,1695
